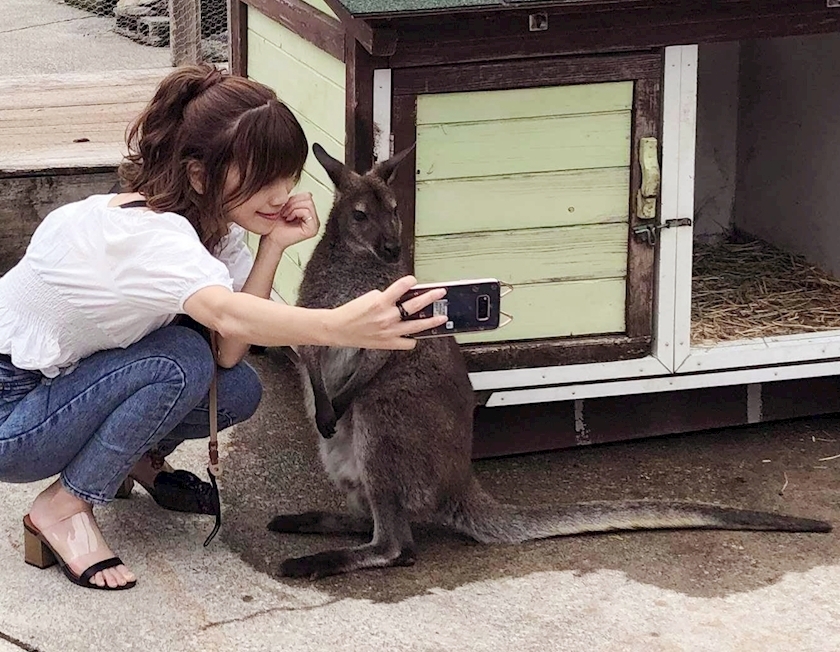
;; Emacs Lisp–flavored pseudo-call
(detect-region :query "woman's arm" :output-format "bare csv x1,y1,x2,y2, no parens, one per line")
212,235,285,366
183,276,447,367
211,191,317,367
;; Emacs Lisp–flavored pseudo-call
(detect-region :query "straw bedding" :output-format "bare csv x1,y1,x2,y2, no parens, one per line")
691,233,840,345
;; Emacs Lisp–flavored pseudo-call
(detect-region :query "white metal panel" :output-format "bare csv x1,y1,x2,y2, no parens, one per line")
485,359,840,406
373,68,392,162
671,45,699,370
679,332,840,372
653,46,684,370
468,355,670,391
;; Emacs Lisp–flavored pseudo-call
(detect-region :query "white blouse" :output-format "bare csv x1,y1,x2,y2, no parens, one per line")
0,194,253,377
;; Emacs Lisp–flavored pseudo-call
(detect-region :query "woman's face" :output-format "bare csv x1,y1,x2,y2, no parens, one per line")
225,173,296,236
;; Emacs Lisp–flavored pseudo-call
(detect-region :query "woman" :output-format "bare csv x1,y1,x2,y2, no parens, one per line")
0,64,445,591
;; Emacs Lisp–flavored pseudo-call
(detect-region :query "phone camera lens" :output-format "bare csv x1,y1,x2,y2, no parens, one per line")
476,294,491,321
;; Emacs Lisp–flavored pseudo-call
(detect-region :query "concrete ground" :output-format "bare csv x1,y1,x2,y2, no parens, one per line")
2,2,840,650
1,348,840,651
0,0,170,76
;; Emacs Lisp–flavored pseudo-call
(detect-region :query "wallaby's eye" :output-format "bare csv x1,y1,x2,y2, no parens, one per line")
352,209,368,222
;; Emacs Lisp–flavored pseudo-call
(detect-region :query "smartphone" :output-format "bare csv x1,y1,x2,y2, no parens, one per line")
399,278,502,338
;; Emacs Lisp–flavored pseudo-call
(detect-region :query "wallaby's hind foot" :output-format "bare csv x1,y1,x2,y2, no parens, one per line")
278,500,416,580
267,511,373,536
279,540,417,580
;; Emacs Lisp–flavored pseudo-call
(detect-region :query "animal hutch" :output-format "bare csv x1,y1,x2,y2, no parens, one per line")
230,0,840,457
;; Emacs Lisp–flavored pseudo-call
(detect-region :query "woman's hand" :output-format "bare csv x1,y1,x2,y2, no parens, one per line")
263,192,320,251
327,276,449,350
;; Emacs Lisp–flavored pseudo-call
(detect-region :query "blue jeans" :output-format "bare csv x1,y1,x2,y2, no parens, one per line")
0,325,262,505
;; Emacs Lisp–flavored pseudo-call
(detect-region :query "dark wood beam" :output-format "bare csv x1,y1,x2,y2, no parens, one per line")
229,0,248,76
388,2,840,68
392,51,662,96
344,34,377,174
463,336,650,373
624,76,661,339
242,0,345,62
391,93,418,268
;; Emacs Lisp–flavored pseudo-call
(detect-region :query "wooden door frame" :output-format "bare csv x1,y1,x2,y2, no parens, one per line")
389,50,664,372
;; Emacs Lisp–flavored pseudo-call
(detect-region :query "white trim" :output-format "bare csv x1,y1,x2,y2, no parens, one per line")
653,46,684,369
678,332,840,373
485,359,840,406
670,44,699,370
373,69,392,162
468,355,670,391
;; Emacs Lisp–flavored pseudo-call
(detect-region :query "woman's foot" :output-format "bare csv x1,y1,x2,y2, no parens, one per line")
128,450,173,489
27,480,135,589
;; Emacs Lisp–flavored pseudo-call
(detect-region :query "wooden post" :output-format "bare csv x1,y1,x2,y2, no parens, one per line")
229,0,248,76
344,34,376,175
169,0,202,66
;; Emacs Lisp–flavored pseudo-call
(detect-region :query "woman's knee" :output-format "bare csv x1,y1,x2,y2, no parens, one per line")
220,360,263,426
140,325,215,403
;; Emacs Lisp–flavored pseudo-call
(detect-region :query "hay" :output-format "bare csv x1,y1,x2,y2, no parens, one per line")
691,234,840,345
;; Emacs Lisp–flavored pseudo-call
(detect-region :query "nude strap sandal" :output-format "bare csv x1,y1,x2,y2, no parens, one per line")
23,515,136,591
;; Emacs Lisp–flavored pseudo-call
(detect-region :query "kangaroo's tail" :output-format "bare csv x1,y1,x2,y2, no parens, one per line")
443,479,831,544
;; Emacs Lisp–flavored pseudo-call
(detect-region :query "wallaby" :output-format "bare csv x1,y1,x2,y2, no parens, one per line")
267,142,831,580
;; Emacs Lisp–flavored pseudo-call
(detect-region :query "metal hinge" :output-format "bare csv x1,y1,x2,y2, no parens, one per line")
632,218,693,246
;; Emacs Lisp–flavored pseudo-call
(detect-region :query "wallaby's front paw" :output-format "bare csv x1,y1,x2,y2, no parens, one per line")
315,414,337,438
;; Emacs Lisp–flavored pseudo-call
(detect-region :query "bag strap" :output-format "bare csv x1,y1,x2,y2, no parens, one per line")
208,330,220,477
203,330,222,547
117,196,224,545
116,199,149,209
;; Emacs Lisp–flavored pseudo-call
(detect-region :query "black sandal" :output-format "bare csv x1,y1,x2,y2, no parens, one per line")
116,470,219,515
23,515,136,591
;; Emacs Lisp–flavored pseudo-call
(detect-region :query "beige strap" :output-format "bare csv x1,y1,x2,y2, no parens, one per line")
208,330,221,476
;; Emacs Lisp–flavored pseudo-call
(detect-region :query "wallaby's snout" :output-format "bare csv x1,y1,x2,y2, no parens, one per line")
378,239,401,263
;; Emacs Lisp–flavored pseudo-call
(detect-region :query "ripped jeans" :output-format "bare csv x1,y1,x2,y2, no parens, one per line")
0,325,262,505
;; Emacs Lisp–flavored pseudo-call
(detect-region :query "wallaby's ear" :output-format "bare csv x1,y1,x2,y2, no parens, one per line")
373,143,416,185
312,142,346,189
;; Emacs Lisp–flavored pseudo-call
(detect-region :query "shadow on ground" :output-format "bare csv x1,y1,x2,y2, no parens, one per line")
220,348,840,604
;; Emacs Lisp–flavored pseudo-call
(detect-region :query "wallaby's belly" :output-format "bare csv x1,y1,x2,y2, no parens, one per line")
321,346,361,397
354,345,475,510
319,419,362,495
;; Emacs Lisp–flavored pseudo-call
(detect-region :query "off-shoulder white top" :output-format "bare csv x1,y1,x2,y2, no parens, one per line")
0,194,253,377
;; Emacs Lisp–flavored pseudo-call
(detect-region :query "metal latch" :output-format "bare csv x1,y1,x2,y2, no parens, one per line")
636,137,661,220
632,218,692,246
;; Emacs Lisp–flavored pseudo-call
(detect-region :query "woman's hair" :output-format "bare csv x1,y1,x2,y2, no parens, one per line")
119,64,308,251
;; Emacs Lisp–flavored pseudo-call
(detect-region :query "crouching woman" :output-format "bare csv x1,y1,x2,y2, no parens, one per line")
0,64,445,591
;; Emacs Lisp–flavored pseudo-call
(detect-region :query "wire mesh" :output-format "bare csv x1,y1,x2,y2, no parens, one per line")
111,0,229,65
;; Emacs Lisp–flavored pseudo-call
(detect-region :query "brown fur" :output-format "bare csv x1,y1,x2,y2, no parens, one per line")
267,143,831,580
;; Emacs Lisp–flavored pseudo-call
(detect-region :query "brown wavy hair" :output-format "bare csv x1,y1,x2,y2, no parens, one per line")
118,64,308,251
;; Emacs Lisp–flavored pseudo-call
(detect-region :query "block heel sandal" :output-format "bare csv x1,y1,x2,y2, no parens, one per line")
23,515,136,591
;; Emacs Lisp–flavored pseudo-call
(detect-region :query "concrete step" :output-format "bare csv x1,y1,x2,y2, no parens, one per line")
0,68,168,273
